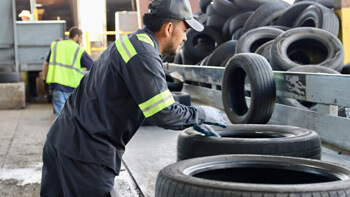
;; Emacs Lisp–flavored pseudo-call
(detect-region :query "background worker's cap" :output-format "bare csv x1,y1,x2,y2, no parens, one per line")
148,0,204,32
18,10,31,18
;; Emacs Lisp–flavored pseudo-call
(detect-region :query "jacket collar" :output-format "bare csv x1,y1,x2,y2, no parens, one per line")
141,27,161,56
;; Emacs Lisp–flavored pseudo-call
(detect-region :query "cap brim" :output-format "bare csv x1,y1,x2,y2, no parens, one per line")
185,18,204,32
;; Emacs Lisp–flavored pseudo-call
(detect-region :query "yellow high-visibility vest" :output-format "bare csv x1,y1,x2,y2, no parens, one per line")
46,40,85,88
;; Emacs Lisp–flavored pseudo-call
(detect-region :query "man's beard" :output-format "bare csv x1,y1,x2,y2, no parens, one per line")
163,36,179,56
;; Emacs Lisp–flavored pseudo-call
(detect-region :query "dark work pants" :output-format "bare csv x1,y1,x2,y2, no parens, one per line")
40,139,116,197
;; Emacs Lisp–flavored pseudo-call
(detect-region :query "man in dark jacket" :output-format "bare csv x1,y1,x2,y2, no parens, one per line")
40,0,226,196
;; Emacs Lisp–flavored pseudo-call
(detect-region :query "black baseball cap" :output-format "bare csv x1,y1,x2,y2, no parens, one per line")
148,0,204,32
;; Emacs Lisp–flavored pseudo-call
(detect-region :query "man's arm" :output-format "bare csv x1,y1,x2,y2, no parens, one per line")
81,51,94,70
42,61,49,81
42,50,51,82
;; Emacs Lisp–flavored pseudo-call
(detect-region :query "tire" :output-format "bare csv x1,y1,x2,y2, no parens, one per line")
183,27,223,64
292,4,339,36
294,0,334,8
205,3,217,16
172,92,191,106
161,55,174,63
228,11,253,38
232,27,243,40
254,40,273,60
0,72,20,83
235,0,287,11
222,53,276,124
206,14,227,33
241,2,289,34
212,0,242,18
276,1,319,27
277,65,339,110
269,27,344,71
236,27,284,53
173,49,183,64
205,40,237,66
199,0,212,13
222,15,240,41
177,124,321,161
155,155,350,197
341,63,350,74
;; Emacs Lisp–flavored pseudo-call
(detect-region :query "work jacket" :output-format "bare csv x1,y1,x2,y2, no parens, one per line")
46,40,85,88
46,27,205,174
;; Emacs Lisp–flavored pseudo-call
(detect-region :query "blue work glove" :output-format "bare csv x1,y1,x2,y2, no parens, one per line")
193,124,221,137
200,106,227,128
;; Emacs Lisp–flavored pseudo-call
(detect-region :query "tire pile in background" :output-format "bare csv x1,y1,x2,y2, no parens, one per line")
155,1,350,196
163,0,350,116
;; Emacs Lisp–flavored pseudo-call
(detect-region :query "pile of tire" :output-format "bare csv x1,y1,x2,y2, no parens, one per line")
154,2,350,194
163,0,349,116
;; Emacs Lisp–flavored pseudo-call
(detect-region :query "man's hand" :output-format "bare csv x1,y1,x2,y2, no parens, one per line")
200,106,227,128
193,124,221,137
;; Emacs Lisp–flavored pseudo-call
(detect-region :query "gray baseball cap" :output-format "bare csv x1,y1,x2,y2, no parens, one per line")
148,0,204,32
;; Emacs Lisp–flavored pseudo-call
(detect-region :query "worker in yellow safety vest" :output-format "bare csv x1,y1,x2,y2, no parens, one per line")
43,27,93,116
40,0,226,196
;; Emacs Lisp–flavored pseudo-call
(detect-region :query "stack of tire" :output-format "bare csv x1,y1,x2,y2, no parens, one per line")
162,0,349,116
155,1,350,195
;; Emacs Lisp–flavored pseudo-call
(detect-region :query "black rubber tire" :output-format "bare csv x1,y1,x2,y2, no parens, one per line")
205,40,237,66
161,55,174,63
241,2,289,34
206,14,227,33
172,92,191,106
236,27,284,53
222,15,240,41
199,56,210,66
0,72,20,83
292,4,339,36
199,0,212,13
155,155,350,197
212,0,242,18
341,63,350,74
269,27,344,71
235,0,287,11
205,3,217,16
276,1,319,27
177,124,321,161
254,40,273,60
294,0,334,8
222,53,276,124
164,69,184,91
277,65,339,110
183,27,223,64
228,11,253,38
232,27,243,40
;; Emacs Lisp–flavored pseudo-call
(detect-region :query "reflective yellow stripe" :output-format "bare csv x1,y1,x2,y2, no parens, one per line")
137,34,154,48
115,35,137,63
139,89,175,118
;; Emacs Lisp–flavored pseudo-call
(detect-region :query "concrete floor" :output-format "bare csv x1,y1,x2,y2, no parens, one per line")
0,103,141,197
0,103,350,197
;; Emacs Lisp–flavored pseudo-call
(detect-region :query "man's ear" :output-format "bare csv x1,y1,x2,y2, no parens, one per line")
74,34,79,42
163,22,173,38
